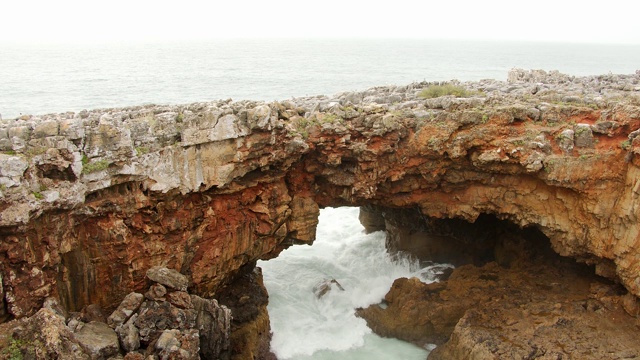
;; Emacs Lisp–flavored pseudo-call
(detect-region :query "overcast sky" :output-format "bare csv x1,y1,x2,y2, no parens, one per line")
2,0,639,44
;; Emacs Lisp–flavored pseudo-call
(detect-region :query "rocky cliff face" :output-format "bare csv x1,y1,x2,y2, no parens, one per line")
1,69,640,355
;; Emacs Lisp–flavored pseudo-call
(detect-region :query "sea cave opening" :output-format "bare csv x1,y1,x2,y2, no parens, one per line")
257,205,618,359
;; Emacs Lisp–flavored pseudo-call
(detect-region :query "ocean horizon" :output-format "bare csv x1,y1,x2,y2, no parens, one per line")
2,38,639,119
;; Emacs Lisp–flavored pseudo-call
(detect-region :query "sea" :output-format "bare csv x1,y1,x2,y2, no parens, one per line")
1,39,639,119
2,39,639,359
257,207,451,359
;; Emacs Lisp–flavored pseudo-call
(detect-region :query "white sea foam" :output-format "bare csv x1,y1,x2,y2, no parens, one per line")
258,207,452,359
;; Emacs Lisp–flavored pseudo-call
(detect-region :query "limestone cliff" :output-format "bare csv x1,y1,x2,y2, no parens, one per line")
1,69,640,353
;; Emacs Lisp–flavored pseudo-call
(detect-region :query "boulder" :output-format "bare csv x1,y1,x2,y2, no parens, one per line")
15,307,90,359
145,283,167,301
134,300,196,344
81,303,107,323
574,123,594,148
74,321,120,360
146,267,189,291
312,279,345,299
115,314,140,353
107,292,144,329
191,295,231,360
167,291,192,309
155,329,200,360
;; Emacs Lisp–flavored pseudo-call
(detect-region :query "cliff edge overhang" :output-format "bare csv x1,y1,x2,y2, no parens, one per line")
1,69,640,319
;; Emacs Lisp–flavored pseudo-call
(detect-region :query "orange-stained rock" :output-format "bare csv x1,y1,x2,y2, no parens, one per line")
357,230,640,359
1,71,640,333
286,196,320,243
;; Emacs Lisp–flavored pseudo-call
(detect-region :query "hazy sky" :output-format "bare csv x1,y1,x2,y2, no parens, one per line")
2,0,639,44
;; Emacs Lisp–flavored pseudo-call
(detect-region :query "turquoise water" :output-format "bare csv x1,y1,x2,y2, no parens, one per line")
1,39,639,118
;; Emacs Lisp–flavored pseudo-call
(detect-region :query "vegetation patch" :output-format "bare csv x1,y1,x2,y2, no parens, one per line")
135,146,150,156
419,84,471,99
2,337,24,360
25,147,47,157
621,140,632,150
321,113,342,124
82,155,110,174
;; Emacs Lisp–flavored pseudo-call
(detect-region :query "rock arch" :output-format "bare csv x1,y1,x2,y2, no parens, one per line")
1,70,640,355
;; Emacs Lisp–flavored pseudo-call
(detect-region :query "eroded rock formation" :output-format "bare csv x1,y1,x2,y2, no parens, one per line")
0,267,234,359
1,69,640,357
357,214,640,358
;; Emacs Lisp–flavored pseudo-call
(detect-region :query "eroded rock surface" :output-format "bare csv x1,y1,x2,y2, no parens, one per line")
1,69,640,357
357,216,640,358
217,266,276,360
0,268,233,360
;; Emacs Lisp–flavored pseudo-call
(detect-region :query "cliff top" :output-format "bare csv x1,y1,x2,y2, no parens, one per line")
1,69,640,228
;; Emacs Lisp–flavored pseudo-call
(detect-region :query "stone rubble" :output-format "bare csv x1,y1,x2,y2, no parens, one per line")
0,267,232,360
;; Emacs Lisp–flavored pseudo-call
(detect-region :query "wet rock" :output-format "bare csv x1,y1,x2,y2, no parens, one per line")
357,277,456,345
377,208,497,266
146,267,189,292
74,321,120,360
358,231,640,359
217,267,273,360
358,204,386,233
312,279,345,298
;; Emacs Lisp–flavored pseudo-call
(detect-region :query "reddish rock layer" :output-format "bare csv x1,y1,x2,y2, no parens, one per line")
1,71,640,355
357,227,640,359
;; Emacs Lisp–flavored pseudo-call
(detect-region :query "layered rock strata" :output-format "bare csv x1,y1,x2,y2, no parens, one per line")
1,69,640,356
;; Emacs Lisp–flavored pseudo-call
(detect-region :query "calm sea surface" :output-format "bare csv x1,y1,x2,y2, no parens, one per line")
1,39,639,118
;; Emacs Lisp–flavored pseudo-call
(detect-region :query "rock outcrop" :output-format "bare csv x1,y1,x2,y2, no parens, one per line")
357,216,640,358
0,267,233,359
1,69,640,357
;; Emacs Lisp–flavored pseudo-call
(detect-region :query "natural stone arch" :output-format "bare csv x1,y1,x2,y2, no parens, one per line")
0,72,639,357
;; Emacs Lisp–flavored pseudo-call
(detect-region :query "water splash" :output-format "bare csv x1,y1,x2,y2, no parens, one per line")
258,207,452,359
